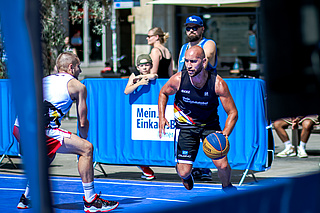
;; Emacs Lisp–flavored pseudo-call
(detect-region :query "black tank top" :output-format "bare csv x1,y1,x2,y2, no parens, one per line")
174,69,220,129
155,48,171,78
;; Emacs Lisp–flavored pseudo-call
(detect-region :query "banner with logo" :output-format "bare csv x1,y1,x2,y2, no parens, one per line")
82,78,271,171
131,104,175,141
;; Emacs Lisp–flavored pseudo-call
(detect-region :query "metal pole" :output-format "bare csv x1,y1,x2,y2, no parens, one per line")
102,4,107,65
111,1,117,73
83,0,89,66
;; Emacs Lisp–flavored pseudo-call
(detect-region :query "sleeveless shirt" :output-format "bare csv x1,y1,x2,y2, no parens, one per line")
178,38,217,73
174,68,220,129
154,47,171,78
43,73,74,128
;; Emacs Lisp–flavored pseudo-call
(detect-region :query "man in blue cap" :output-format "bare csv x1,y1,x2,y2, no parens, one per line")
177,15,218,181
177,15,218,74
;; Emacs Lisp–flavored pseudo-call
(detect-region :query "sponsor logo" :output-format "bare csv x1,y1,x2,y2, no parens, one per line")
204,92,209,96
182,150,188,155
178,154,192,158
189,17,197,22
132,104,175,141
181,90,190,94
182,96,208,106
203,145,211,153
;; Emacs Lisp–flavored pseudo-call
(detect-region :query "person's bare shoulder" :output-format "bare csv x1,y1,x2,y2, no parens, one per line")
163,71,181,94
203,39,215,48
215,74,229,96
169,71,181,85
68,78,86,100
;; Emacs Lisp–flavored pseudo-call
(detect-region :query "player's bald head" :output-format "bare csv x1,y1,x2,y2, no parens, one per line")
185,45,205,60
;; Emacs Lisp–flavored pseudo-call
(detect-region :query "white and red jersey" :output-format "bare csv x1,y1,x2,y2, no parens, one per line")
43,73,74,128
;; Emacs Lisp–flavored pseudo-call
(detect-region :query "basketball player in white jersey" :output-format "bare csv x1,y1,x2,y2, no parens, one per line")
15,52,119,212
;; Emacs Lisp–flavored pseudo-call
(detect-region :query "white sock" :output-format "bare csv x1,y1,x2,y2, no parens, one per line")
82,182,96,202
24,183,31,199
299,141,307,149
284,141,292,148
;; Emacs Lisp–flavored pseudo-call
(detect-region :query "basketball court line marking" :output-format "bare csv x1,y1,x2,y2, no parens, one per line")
0,187,189,203
0,175,224,190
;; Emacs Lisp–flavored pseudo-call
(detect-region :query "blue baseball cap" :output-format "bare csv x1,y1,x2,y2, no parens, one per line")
184,15,203,26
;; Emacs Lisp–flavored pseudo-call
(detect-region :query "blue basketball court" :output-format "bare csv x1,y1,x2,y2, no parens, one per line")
0,174,255,212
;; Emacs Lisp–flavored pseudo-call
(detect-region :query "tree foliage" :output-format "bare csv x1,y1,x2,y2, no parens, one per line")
41,0,111,75
0,0,111,78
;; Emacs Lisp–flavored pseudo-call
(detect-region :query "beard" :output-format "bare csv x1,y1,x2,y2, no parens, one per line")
187,33,201,42
189,68,202,77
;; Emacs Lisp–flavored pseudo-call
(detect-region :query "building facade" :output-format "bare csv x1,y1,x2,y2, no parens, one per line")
73,0,260,76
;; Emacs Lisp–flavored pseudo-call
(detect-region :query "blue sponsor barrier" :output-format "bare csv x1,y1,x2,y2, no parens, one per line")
0,80,19,156
82,78,272,172
1,78,272,172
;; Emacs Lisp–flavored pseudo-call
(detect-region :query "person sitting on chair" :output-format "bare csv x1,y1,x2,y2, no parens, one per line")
274,115,319,158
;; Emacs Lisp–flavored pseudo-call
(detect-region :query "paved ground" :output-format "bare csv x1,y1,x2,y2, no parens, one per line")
1,117,319,186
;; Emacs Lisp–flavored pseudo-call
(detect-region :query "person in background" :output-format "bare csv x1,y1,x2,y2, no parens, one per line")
274,115,319,158
61,36,77,55
178,15,219,180
124,54,158,95
71,30,83,47
147,27,173,78
177,15,218,74
124,54,157,180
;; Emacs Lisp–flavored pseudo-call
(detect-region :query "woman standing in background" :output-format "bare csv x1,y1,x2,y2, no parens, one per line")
147,27,173,78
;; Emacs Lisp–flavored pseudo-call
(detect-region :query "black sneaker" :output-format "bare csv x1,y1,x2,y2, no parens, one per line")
200,168,212,181
17,194,31,209
191,168,202,180
83,193,119,212
181,175,194,190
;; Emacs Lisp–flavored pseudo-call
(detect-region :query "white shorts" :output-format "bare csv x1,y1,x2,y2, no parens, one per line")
45,128,72,158
14,117,72,158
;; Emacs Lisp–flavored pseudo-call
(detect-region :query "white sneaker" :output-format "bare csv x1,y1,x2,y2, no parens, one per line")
276,146,296,157
297,146,308,158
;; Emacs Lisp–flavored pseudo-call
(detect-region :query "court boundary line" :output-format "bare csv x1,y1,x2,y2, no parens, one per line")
0,175,223,190
0,187,189,203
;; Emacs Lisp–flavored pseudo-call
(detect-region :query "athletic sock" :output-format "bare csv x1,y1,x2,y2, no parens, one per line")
24,182,31,199
299,141,307,149
82,182,96,202
284,141,292,148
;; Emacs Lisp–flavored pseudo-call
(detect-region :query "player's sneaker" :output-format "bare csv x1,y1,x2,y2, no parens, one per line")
83,193,119,212
138,166,155,180
181,174,194,190
17,194,31,209
191,168,202,180
200,168,212,181
276,146,296,157
297,146,308,158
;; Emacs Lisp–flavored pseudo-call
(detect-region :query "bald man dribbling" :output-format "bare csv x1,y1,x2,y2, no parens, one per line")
158,46,238,191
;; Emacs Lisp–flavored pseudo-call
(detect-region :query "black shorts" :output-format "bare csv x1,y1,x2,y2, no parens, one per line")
175,126,221,164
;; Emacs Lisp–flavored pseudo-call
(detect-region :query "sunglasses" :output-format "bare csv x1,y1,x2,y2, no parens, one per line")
186,26,199,31
147,35,156,38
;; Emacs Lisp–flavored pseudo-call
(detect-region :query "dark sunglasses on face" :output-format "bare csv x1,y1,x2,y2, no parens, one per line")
186,26,199,31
